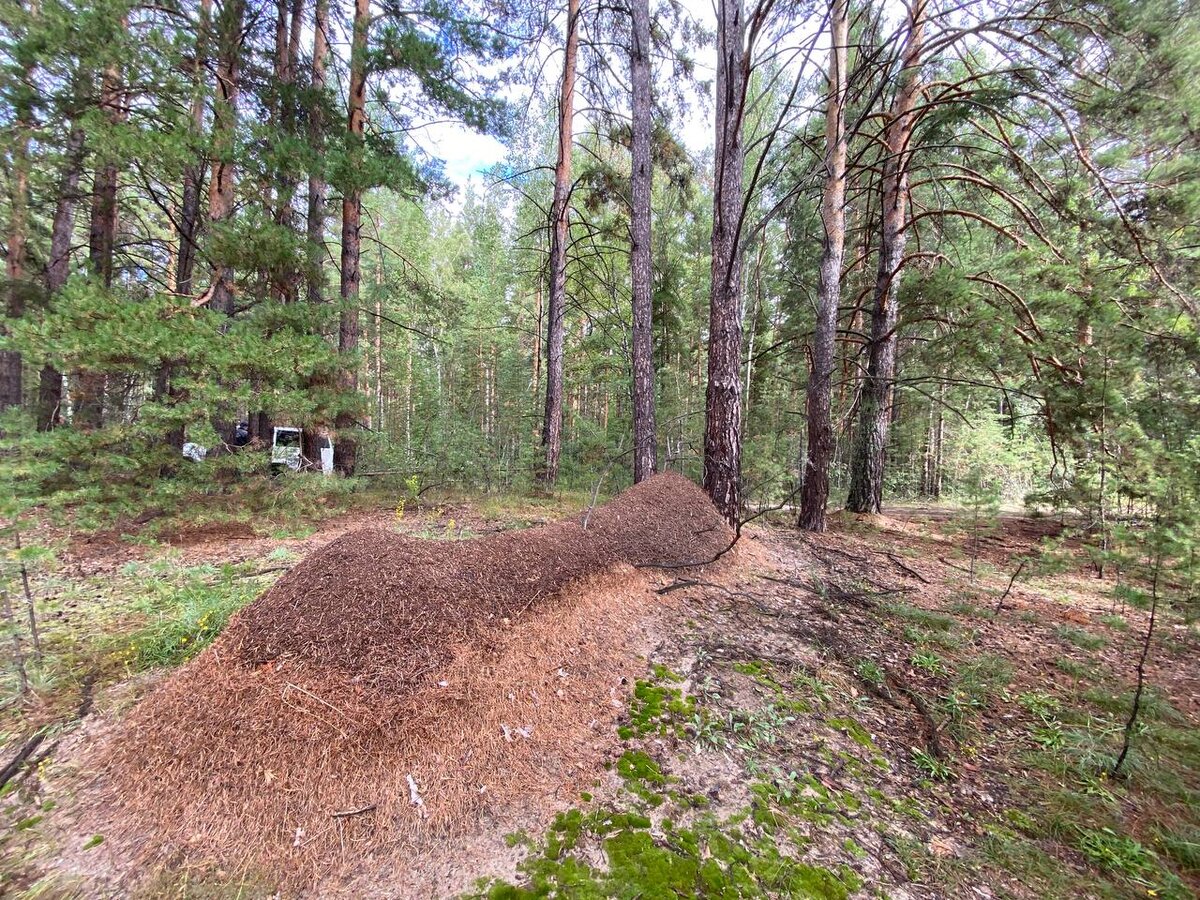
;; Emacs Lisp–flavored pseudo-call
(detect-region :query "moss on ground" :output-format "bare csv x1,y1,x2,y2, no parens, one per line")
618,670,697,741
472,801,861,899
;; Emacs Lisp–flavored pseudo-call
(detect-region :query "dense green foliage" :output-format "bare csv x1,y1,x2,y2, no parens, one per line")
0,0,1193,527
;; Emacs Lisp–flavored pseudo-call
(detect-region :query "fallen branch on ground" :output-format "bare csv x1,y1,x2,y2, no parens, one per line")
331,804,376,818
656,579,702,595
938,556,972,574
0,729,47,789
885,552,930,583
0,672,95,790
995,559,1027,614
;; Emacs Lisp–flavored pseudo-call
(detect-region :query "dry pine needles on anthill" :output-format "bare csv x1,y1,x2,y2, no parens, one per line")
78,473,732,890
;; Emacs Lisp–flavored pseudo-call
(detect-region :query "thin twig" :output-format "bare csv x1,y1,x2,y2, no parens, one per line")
938,556,972,574
885,552,930,583
1112,551,1161,777
581,446,632,530
655,579,702,595
330,804,376,818
14,531,41,656
995,559,1027,614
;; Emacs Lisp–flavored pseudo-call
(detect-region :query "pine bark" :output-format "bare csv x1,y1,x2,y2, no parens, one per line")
301,0,330,466
629,0,656,483
332,0,368,476
306,0,329,305
37,125,87,431
156,0,212,452
176,0,211,299
703,0,747,525
539,0,579,485
845,0,926,514
273,0,303,269
75,57,127,429
1,81,31,410
798,0,849,532
206,0,244,319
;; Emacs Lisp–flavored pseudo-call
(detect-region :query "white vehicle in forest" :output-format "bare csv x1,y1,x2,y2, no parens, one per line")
272,426,334,473
271,427,303,472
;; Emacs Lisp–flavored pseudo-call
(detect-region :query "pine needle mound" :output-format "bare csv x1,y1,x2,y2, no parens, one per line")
228,472,729,691
81,473,731,892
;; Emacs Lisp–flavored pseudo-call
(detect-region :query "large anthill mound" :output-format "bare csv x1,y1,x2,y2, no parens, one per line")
78,473,731,892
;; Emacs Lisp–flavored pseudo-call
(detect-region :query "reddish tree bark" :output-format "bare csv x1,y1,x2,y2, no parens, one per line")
155,0,212,453
845,0,926,514
629,0,656,483
301,0,330,466
75,55,127,429
175,0,212,301
703,0,747,525
306,0,329,306
798,0,850,532
1,77,31,411
206,0,244,319
539,0,579,485
37,125,87,431
332,0,369,476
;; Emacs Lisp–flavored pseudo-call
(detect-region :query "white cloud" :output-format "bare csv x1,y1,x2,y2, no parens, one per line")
418,122,508,184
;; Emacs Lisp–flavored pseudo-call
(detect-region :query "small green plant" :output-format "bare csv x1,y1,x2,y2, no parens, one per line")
1074,827,1157,885
393,474,422,520
949,599,994,620
956,654,1013,705
911,747,954,781
1098,614,1128,631
854,658,885,687
688,709,729,749
1018,690,1061,720
958,465,1002,583
1056,625,1107,651
793,671,831,704
1155,825,1200,873
1030,722,1066,751
1054,656,1092,679
938,689,984,739
904,625,963,650
885,602,955,632
910,651,947,676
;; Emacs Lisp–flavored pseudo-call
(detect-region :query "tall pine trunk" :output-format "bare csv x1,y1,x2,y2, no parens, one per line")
845,0,925,514
156,0,212,452
629,0,656,483
1,74,31,411
38,124,87,431
798,0,849,532
539,0,579,485
206,0,243,319
272,0,302,295
306,0,328,306
176,0,211,300
75,56,127,429
332,0,368,476
703,0,747,525
301,0,329,466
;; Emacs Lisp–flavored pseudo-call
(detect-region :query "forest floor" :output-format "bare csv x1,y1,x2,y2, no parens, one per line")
0,488,1197,899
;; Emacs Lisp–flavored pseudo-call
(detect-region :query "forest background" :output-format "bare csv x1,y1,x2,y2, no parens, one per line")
0,0,1196,557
